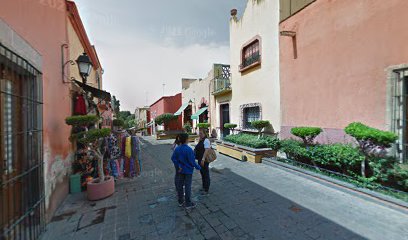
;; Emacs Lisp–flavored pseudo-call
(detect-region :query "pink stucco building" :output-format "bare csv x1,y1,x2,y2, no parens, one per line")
279,0,408,161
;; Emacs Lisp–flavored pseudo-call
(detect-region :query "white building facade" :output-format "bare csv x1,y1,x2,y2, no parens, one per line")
229,0,281,134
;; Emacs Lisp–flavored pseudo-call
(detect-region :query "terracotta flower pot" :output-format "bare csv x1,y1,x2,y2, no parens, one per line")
87,176,115,201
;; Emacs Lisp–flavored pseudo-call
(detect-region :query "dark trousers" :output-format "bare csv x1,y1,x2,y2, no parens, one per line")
175,173,193,206
199,161,210,192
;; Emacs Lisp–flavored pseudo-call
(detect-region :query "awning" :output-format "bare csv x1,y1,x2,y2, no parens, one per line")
191,107,208,120
174,102,190,116
74,80,111,101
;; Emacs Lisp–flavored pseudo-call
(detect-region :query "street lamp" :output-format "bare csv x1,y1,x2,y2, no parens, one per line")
76,52,93,83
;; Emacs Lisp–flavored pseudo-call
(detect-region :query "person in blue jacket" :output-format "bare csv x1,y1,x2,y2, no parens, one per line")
171,133,201,209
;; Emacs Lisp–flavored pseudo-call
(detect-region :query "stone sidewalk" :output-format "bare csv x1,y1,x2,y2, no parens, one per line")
41,136,408,240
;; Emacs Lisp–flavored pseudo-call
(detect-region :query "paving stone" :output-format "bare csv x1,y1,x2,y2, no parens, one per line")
41,136,406,240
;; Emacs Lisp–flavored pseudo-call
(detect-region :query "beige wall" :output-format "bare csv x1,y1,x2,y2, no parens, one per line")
229,0,281,133
181,69,213,129
67,20,101,89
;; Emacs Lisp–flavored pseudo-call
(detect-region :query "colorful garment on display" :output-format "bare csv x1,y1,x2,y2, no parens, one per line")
125,137,132,158
74,94,87,115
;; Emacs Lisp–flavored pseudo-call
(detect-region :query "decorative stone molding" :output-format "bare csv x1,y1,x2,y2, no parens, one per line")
240,102,262,131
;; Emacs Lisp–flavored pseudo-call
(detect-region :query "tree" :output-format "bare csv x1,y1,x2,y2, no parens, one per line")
291,127,322,146
111,96,120,115
224,123,237,134
251,120,270,139
345,122,397,177
66,115,111,182
155,113,178,131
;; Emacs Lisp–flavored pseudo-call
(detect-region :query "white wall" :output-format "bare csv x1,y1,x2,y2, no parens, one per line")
229,0,281,132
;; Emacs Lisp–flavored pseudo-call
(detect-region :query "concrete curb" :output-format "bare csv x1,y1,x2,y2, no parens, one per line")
262,157,408,212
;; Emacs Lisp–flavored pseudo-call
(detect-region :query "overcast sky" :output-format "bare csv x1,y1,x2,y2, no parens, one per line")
75,0,247,111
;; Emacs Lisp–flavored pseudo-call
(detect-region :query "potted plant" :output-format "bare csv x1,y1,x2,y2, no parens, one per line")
66,115,114,201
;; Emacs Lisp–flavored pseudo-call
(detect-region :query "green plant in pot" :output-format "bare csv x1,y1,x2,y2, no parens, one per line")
66,115,114,200
251,120,270,139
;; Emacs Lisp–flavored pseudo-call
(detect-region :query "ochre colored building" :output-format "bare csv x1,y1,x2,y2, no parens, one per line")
279,0,408,162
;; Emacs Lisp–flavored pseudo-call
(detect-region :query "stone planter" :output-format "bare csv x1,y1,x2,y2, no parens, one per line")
87,176,115,201
216,141,276,163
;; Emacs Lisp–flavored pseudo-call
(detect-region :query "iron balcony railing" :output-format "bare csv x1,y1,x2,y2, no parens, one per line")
213,78,231,95
240,52,261,70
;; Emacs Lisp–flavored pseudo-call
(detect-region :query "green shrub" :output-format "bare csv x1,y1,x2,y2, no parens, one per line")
224,123,237,129
312,144,364,172
251,120,270,138
291,127,322,145
155,113,178,125
345,122,398,177
345,122,397,147
65,115,99,126
183,122,192,133
112,119,125,127
280,139,310,161
224,133,278,149
77,128,111,144
197,123,210,129
251,120,270,131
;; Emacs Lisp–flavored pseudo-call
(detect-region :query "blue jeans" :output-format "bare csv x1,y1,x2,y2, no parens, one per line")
176,173,193,206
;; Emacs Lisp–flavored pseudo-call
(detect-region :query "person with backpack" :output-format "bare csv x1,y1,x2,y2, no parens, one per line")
171,133,201,209
194,129,215,195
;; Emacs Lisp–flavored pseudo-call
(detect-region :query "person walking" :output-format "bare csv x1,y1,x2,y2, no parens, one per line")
171,135,182,200
171,133,201,209
194,129,211,195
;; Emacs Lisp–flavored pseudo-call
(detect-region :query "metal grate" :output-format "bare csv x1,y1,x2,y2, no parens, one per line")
391,69,408,163
0,43,44,240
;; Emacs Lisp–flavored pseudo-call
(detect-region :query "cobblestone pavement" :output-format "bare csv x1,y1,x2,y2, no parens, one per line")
41,136,408,240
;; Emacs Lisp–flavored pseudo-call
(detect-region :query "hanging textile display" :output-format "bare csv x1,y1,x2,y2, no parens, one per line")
74,94,87,115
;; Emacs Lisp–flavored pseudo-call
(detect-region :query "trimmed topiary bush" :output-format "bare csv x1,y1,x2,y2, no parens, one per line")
65,115,99,126
112,119,125,127
183,122,192,133
155,113,178,126
345,122,398,177
224,123,237,130
251,120,270,139
291,127,322,146
197,123,211,129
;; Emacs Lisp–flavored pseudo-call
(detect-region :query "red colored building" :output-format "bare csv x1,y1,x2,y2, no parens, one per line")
149,93,182,134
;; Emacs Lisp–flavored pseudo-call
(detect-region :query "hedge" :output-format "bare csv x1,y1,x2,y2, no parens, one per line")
77,128,111,144
224,133,279,150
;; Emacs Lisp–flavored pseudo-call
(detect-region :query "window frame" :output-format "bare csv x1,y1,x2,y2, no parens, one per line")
239,36,262,73
240,103,262,131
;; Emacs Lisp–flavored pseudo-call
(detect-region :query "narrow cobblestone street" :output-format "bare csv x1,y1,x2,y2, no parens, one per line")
41,137,408,240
